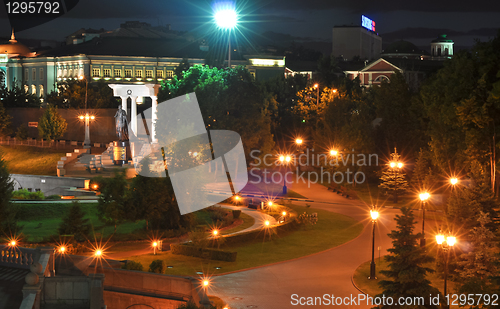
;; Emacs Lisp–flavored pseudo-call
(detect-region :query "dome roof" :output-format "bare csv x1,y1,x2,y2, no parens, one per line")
432,34,453,43
383,40,421,54
0,30,32,56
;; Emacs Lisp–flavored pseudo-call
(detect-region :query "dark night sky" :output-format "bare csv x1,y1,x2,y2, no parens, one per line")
1,0,499,48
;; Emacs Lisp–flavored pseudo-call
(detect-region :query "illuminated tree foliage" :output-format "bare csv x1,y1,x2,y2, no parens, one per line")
38,105,67,140
378,207,440,309
158,65,274,161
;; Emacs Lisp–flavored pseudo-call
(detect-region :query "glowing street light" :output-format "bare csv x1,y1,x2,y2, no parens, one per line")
419,192,430,247
58,246,66,254
295,138,303,145
8,240,17,247
212,230,218,236
279,154,292,194
369,208,379,280
329,149,338,156
203,279,210,287
214,3,237,68
313,83,320,106
435,232,457,307
450,178,458,186
264,220,270,227
152,241,158,255
79,113,95,149
282,211,287,216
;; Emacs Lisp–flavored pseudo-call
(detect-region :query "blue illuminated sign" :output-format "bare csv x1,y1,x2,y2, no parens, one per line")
361,15,375,32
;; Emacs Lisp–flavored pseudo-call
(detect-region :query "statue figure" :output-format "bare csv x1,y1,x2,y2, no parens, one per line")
114,105,129,141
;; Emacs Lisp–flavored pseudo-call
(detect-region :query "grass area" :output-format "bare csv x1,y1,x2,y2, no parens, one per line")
124,204,363,276
353,257,455,297
16,202,146,242
0,145,65,176
220,212,254,235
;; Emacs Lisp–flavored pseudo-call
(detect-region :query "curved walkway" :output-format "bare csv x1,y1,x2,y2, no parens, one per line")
210,180,439,309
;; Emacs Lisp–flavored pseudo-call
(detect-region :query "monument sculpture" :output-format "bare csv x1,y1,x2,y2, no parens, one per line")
113,105,130,165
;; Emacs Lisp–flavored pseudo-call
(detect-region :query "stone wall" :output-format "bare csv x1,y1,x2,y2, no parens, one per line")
9,174,89,195
7,108,117,143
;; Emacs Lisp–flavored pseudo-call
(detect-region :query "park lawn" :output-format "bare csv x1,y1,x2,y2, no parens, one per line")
353,258,455,298
220,212,254,235
124,204,363,276
0,145,65,176
15,203,146,242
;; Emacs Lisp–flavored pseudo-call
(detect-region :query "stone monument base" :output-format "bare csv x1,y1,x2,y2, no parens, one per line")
113,141,131,166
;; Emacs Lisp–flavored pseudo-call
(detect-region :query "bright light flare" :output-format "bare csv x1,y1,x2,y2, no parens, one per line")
295,138,303,145
446,236,456,247
203,279,210,287
389,162,396,168
370,210,379,221
329,149,338,156
234,195,240,201
79,115,84,120
212,230,218,236
397,162,403,168
94,249,102,257
152,241,158,248
264,220,270,226
214,9,237,29
90,115,95,120
450,178,458,185
435,234,445,245
282,211,287,216
313,83,318,88
58,246,66,253
419,192,430,202
9,240,17,247
267,201,273,207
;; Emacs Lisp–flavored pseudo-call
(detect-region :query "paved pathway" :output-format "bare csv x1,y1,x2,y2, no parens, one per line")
210,179,440,309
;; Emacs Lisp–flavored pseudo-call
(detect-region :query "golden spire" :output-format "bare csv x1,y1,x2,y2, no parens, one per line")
9,28,17,43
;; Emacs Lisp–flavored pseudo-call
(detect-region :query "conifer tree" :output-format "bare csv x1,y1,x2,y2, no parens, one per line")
379,148,408,203
58,201,90,242
0,152,18,233
378,207,440,309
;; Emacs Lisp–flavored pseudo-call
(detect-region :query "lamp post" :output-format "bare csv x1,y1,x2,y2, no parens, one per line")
419,192,430,247
389,160,404,203
152,241,158,255
313,83,319,106
279,154,291,194
79,113,95,149
436,232,456,308
369,208,379,280
214,4,237,68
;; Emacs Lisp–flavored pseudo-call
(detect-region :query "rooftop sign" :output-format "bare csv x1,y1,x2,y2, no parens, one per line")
362,15,375,32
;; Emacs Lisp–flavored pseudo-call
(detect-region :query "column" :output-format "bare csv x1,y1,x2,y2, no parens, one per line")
131,96,137,135
121,96,127,113
151,95,158,143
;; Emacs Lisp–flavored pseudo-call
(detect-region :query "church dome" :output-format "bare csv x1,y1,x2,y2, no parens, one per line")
0,30,32,57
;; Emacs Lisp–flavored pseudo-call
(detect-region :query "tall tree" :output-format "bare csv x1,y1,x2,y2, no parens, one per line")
0,82,41,108
174,58,191,79
97,170,127,232
456,212,498,301
0,100,11,136
158,65,275,161
58,201,90,242
46,79,119,109
38,105,68,140
0,152,17,233
378,207,440,309
379,148,408,203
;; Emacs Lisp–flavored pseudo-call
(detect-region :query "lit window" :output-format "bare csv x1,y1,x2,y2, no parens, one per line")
136,70,142,78
103,69,111,77
114,69,121,78
31,84,36,95
39,85,44,97
166,70,174,79
40,68,44,80
57,69,62,77
32,68,36,81
63,69,67,77
69,69,73,78
24,69,29,81
157,70,163,78
125,69,132,78
146,70,153,78
92,68,100,77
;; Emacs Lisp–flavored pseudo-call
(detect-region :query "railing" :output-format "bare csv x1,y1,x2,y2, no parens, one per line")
0,136,107,148
0,245,36,269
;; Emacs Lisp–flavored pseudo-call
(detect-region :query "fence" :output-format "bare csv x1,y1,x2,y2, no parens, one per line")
0,136,107,149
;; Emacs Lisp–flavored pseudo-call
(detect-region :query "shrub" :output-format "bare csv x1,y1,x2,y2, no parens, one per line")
11,189,45,200
46,194,62,200
122,260,144,271
189,229,209,248
296,212,318,226
57,201,90,242
15,125,29,141
148,259,165,274
232,209,241,219
170,244,237,262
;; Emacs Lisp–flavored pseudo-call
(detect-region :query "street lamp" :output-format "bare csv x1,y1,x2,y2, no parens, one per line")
389,160,404,203
313,83,320,106
79,113,95,149
152,241,158,255
436,232,456,307
214,3,237,68
279,154,292,194
369,208,379,280
419,192,430,247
